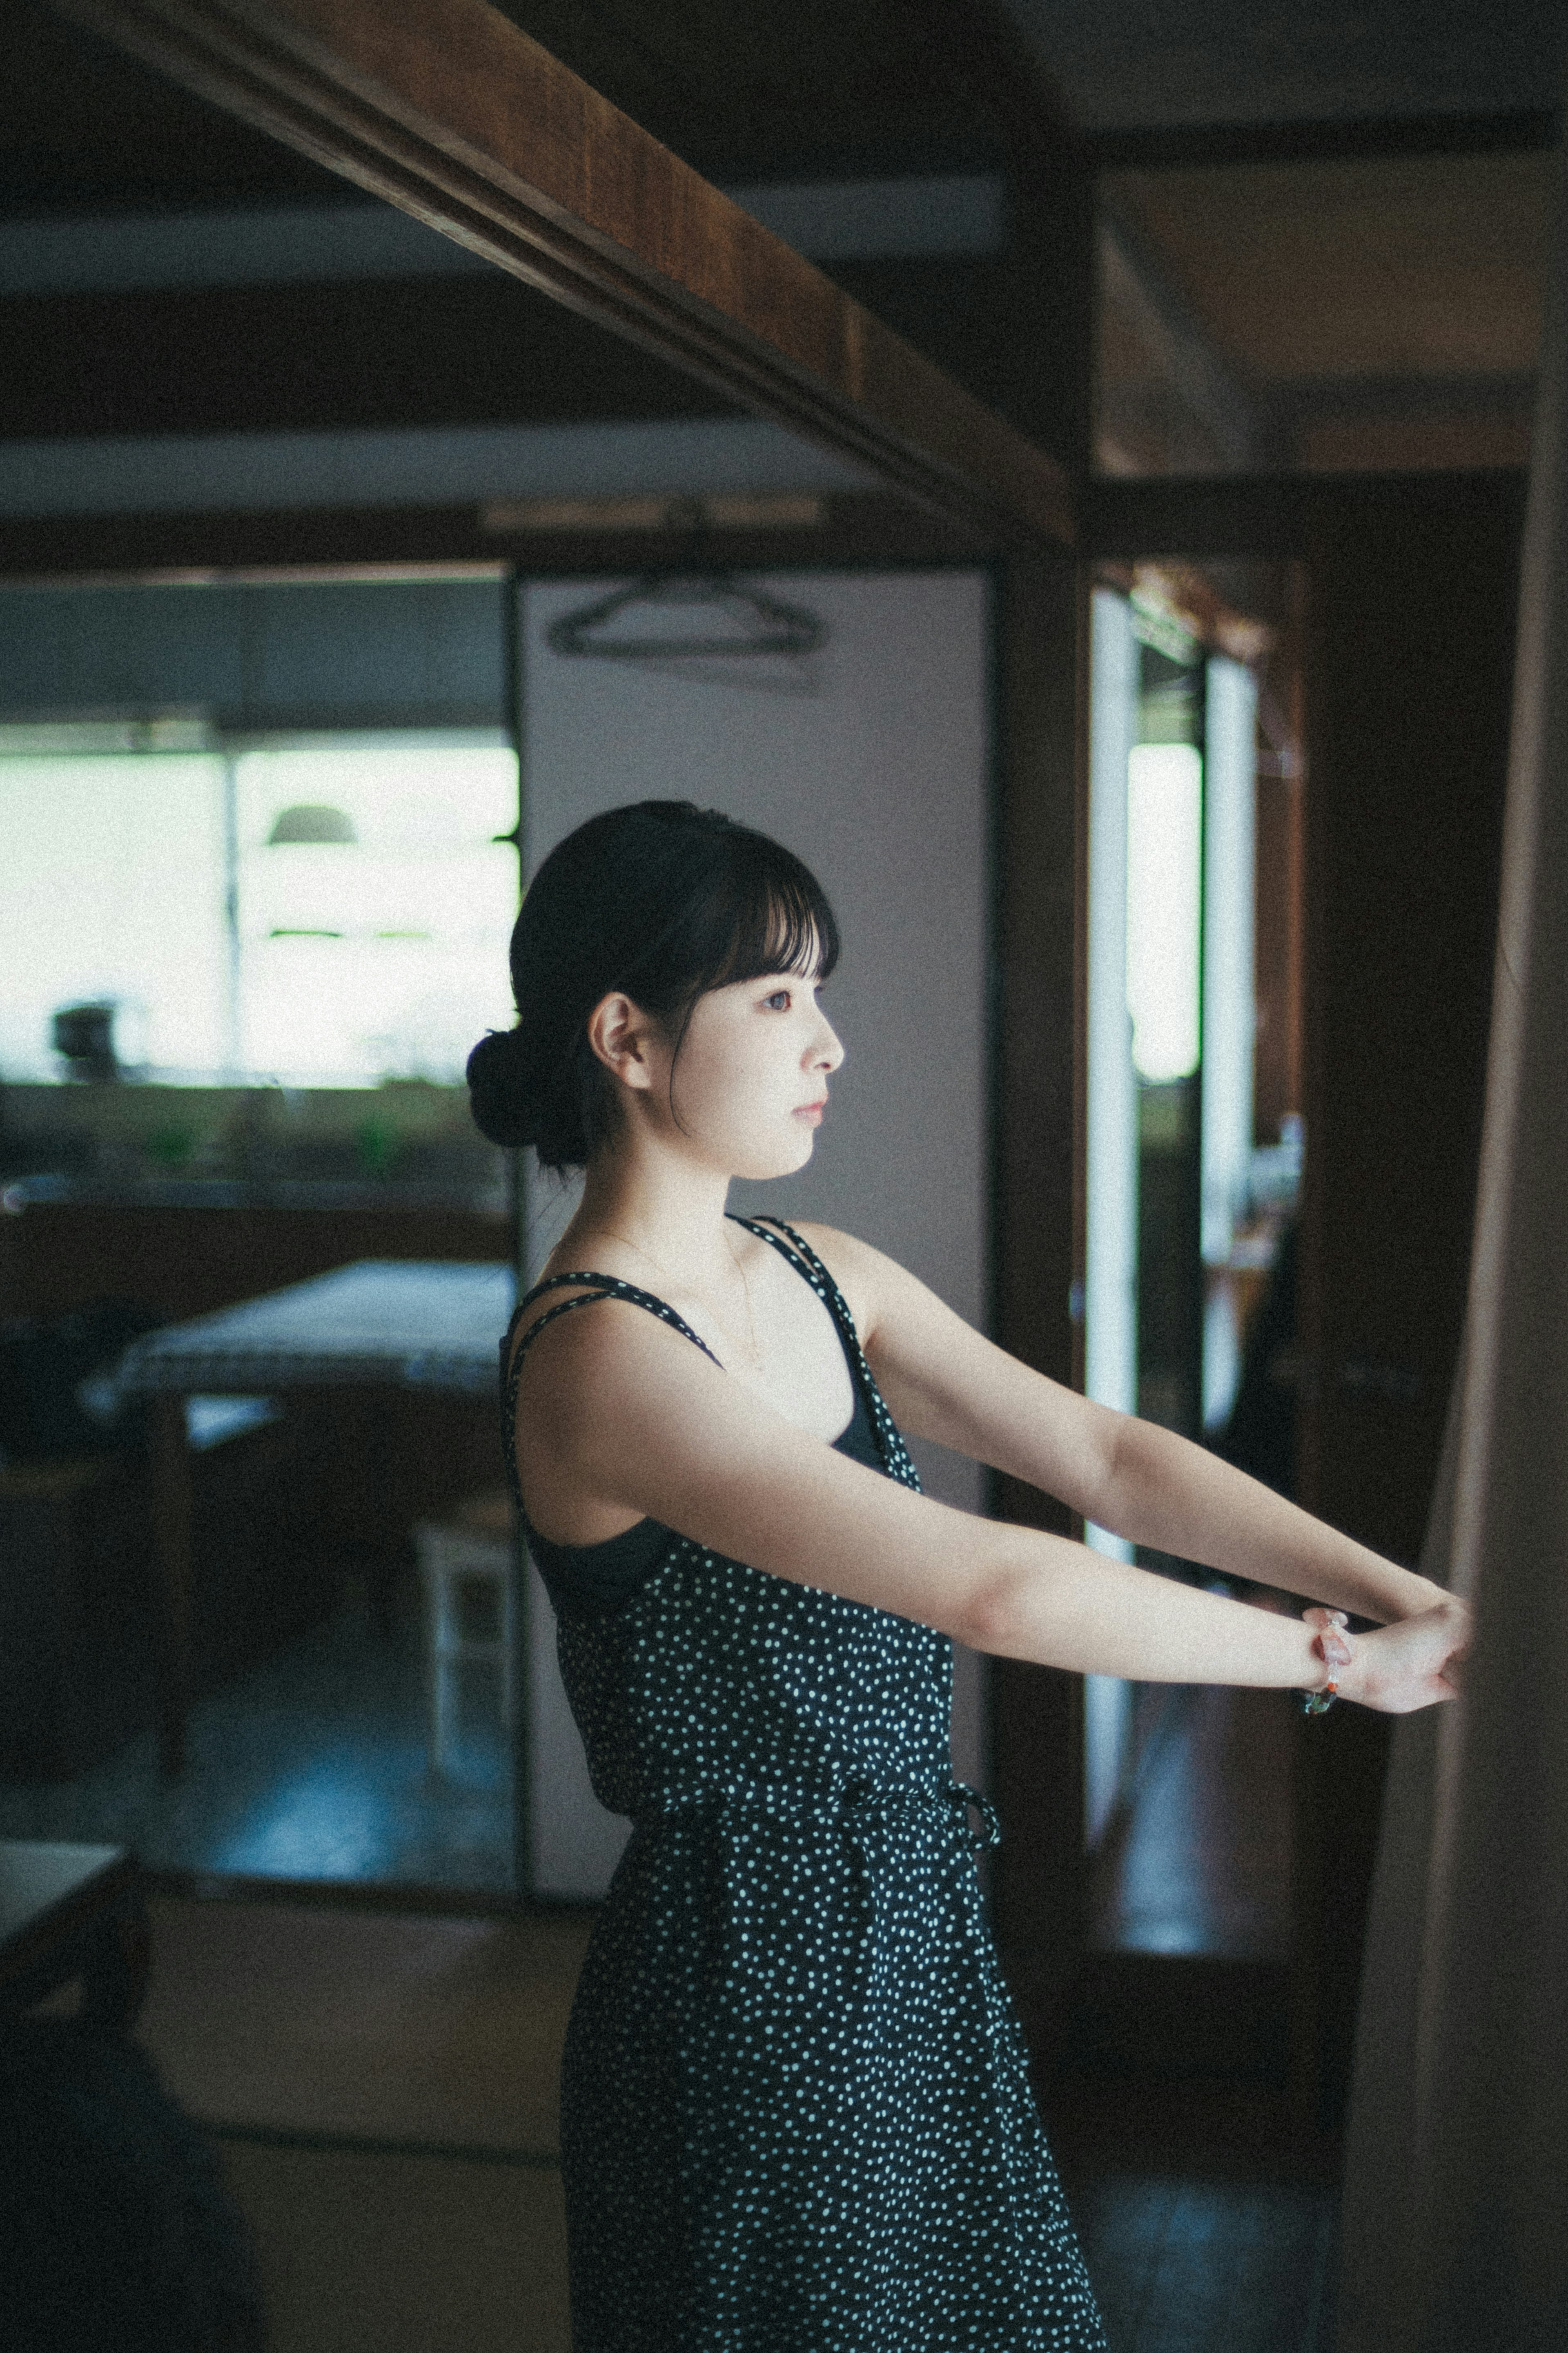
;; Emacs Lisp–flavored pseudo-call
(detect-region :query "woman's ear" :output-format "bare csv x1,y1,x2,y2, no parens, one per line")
585,992,657,1092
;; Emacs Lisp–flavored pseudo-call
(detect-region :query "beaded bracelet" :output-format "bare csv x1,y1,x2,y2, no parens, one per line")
1301,1612,1349,1714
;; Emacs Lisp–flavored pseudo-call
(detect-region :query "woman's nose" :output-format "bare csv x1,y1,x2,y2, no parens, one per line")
814,1013,845,1072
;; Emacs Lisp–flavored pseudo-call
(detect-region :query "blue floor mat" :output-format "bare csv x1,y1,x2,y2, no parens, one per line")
0,1602,514,1893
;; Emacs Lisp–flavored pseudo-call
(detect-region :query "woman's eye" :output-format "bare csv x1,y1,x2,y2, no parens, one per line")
763,990,791,1011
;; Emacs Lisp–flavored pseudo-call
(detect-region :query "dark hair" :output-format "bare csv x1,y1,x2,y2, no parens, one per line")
467,801,839,1171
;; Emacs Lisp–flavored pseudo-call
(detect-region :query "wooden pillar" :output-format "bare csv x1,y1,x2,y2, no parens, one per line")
989,549,1090,2057
1292,470,1526,2126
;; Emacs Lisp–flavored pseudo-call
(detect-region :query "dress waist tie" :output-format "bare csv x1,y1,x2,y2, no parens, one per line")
633,1775,1001,1854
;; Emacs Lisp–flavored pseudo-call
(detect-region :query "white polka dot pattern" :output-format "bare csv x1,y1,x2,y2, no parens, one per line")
503,1217,1106,2350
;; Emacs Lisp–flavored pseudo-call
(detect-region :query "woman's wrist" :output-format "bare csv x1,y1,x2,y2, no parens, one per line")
1298,1606,1355,1703
1344,1558,1444,1625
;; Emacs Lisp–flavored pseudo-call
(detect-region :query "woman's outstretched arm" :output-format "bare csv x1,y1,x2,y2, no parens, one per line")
815,1224,1449,1630
514,1291,1468,1714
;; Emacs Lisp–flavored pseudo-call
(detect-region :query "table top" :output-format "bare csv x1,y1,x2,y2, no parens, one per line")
0,1841,130,1958
117,1258,517,1397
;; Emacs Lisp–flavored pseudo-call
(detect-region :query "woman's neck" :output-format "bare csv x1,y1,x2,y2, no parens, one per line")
566,1142,739,1298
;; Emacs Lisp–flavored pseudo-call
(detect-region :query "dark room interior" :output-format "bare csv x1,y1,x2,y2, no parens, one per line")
1,2,1562,2346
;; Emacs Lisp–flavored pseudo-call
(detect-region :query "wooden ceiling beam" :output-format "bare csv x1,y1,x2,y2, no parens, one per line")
0,490,982,585
0,274,728,441
1084,106,1560,176
50,0,1075,549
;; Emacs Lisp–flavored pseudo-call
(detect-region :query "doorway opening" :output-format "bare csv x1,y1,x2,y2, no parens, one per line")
1082,560,1306,1961
0,575,523,1900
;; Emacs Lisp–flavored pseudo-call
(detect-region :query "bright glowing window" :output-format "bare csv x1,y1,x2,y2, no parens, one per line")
0,733,519,1087
1125,741,1203,1083
234,741,518,1085
0,752,232,1081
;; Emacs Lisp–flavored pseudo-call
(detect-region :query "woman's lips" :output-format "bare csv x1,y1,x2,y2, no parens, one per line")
794,1100,826,1124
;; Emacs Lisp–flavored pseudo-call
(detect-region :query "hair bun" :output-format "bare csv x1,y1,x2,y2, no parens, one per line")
466,1027,536,1149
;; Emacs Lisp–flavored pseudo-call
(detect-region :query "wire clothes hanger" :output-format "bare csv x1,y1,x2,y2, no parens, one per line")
544,501,826,662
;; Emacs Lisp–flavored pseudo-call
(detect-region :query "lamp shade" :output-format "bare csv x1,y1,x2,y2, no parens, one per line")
266,803,357,845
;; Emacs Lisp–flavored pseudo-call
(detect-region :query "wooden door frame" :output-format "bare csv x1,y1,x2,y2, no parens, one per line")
41,0,1094,2000
1085,463,1527,2128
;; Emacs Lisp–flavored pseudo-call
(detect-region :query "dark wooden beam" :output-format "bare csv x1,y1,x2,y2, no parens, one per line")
0,491,982,584
1084,106,1560,176
864,0,1093,476
0,274,727,442
492,0,1004,191
1082,466,1530,562
51,0,1074,548
0,254,1069,464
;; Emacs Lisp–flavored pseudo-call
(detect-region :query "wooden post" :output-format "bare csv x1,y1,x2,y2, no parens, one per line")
146,1393,194,1778
1291,471,1524,2128
988,549,1091,2061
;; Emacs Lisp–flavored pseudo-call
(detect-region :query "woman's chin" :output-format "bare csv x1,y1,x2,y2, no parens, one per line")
733,1130,817,1184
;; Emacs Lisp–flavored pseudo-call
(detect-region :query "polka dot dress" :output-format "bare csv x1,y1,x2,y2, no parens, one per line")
503,1217,1106,2352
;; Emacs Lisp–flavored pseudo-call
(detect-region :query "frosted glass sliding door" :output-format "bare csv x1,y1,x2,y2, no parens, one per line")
1200,655,1258,1431
1083,588,1139,1849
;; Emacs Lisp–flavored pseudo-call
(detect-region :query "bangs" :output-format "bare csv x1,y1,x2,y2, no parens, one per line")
698,834,840,994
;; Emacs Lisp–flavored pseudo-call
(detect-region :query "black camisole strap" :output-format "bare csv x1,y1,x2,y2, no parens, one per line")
499,1274,722,1511
499,1220,917,1509
730,1214,906,1480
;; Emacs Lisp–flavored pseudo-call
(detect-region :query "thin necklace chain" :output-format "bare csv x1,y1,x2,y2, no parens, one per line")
592,1220,762,1367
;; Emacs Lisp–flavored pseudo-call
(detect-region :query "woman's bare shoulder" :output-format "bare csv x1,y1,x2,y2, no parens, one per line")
508,1274,703,1397
775,1221,901,1330
511,1275,731,1474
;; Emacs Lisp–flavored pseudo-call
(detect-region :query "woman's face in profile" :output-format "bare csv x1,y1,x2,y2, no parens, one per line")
656,962,845,1182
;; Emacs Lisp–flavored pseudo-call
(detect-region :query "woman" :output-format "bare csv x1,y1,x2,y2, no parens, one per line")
469,799,1468,2352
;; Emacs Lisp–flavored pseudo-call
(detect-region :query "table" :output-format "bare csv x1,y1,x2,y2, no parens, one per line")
0,1840,147,2032
117,1260,515,1775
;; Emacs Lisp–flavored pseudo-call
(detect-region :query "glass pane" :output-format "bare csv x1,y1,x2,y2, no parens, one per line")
1085,567,1305,1963
234,742,518,1086
0,753,229,1080
1125,741,1203,1085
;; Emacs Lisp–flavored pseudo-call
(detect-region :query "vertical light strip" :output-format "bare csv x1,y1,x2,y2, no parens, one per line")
1126,742,1204,1082
1200,654,1258,1428
1201,655,1258,1262
1084,588,1140,1849
221,749,242,1078
1086,591,1140,1452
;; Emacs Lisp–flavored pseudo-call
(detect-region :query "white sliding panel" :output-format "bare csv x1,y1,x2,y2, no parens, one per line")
1083,588,1140,1850
519,569,990,1898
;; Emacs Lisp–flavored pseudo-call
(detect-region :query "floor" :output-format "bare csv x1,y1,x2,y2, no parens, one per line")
203,2138,1338,2353
1089,1680,1295,1960
116,1894,1338,2353
1071,2173,1336,2353
0,1597,515,1893
1064,1670,1327,2346
2,1563,1331,2347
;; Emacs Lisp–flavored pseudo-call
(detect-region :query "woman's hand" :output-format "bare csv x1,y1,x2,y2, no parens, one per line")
1334,1595,1473,1714
1380,1572,1452,1622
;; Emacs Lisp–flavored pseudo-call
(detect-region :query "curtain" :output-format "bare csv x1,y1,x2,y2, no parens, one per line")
1336,124,1568,2353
